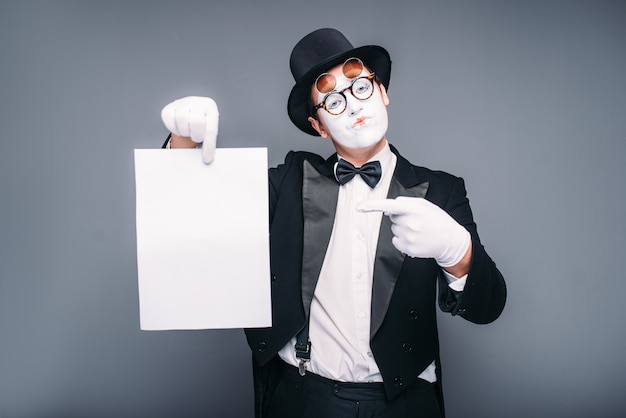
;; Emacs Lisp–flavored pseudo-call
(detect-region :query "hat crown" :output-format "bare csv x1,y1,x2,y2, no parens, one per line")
290,28,355,82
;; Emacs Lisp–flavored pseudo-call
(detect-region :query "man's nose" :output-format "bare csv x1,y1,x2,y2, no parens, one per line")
345,92,363,116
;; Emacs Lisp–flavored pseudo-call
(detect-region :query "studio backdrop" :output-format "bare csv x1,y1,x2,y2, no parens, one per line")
1,1,625,417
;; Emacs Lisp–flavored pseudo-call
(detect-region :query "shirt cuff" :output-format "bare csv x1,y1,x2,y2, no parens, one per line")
443,269,467,292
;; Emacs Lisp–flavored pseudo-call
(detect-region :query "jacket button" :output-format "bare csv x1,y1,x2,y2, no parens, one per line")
402,342,413,352
257,342,267,352
393,376,404,387
271,275,277,282
409,309,419,320
457,308,467,315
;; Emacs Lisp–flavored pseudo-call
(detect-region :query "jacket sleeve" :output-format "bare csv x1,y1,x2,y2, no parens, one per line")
438,177,507,324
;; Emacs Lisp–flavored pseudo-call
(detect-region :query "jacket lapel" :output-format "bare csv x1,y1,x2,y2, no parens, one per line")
300,158,339,319
370,149,429,338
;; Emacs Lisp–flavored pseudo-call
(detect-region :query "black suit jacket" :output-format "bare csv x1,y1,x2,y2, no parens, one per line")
244,145,506,416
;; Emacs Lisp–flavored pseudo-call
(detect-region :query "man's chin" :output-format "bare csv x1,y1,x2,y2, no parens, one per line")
330,137,388,156
341,137,386,150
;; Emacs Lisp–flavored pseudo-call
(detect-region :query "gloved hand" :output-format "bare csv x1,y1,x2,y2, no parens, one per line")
161,96,219,164
357,196,471,267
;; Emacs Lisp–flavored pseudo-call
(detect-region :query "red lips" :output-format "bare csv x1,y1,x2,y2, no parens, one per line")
353,116,369,128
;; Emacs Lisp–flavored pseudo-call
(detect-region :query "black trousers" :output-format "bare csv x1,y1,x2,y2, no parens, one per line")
266,363,443,418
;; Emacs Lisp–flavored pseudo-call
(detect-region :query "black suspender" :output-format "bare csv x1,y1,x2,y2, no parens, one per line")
294,322,311,376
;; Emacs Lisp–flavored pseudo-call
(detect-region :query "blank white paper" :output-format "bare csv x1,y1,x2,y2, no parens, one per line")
134,148,271,330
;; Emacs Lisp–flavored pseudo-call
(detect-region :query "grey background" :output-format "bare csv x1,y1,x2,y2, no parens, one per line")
1,0,625,417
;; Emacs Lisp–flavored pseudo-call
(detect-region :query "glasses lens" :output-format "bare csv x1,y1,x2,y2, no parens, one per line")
315,58,364,95
315,73,336,94
351,77,374,100
324,93,346,115
343,58,363,79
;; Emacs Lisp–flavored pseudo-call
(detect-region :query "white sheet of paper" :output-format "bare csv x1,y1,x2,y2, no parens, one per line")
134,148,271,330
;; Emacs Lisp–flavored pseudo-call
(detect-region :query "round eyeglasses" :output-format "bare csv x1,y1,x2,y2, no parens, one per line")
312,73,377,116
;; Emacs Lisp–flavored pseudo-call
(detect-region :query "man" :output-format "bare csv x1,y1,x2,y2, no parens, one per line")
161,28,506,418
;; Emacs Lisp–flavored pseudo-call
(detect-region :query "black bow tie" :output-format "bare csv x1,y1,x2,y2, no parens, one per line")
335,159,382,188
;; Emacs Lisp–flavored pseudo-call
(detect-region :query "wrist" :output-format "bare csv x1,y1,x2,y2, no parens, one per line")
170,133,197,149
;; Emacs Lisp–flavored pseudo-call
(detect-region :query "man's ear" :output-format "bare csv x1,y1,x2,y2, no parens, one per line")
379,84,390,106
308,116,329,138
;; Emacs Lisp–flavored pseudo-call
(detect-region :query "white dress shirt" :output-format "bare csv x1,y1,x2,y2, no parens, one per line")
279,142,466,383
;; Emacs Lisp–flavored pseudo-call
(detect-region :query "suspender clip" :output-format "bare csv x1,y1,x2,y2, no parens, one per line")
295,339,311,376
298,359,308,376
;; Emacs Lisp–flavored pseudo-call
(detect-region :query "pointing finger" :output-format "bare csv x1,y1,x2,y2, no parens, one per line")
201,141,215,165
201,100,219,165
356,199,408,215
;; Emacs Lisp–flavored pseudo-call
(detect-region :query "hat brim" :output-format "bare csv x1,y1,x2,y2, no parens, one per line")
287,45,391,136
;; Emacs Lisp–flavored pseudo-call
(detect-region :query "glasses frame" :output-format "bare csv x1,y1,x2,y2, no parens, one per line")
312,73,377,116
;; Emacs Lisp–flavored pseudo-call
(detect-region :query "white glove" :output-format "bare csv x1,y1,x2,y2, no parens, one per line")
161,96,219,164
357,196,471,267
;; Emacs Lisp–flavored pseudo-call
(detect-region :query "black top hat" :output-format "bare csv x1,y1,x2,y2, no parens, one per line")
287,28,392,136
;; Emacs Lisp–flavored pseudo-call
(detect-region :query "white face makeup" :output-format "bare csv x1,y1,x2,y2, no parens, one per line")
313,66,389,150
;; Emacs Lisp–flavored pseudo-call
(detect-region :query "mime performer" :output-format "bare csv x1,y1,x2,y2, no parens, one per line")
161,28,506,418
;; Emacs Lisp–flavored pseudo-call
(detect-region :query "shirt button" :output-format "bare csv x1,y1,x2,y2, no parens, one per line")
358,312,366,318
367,351,373,358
